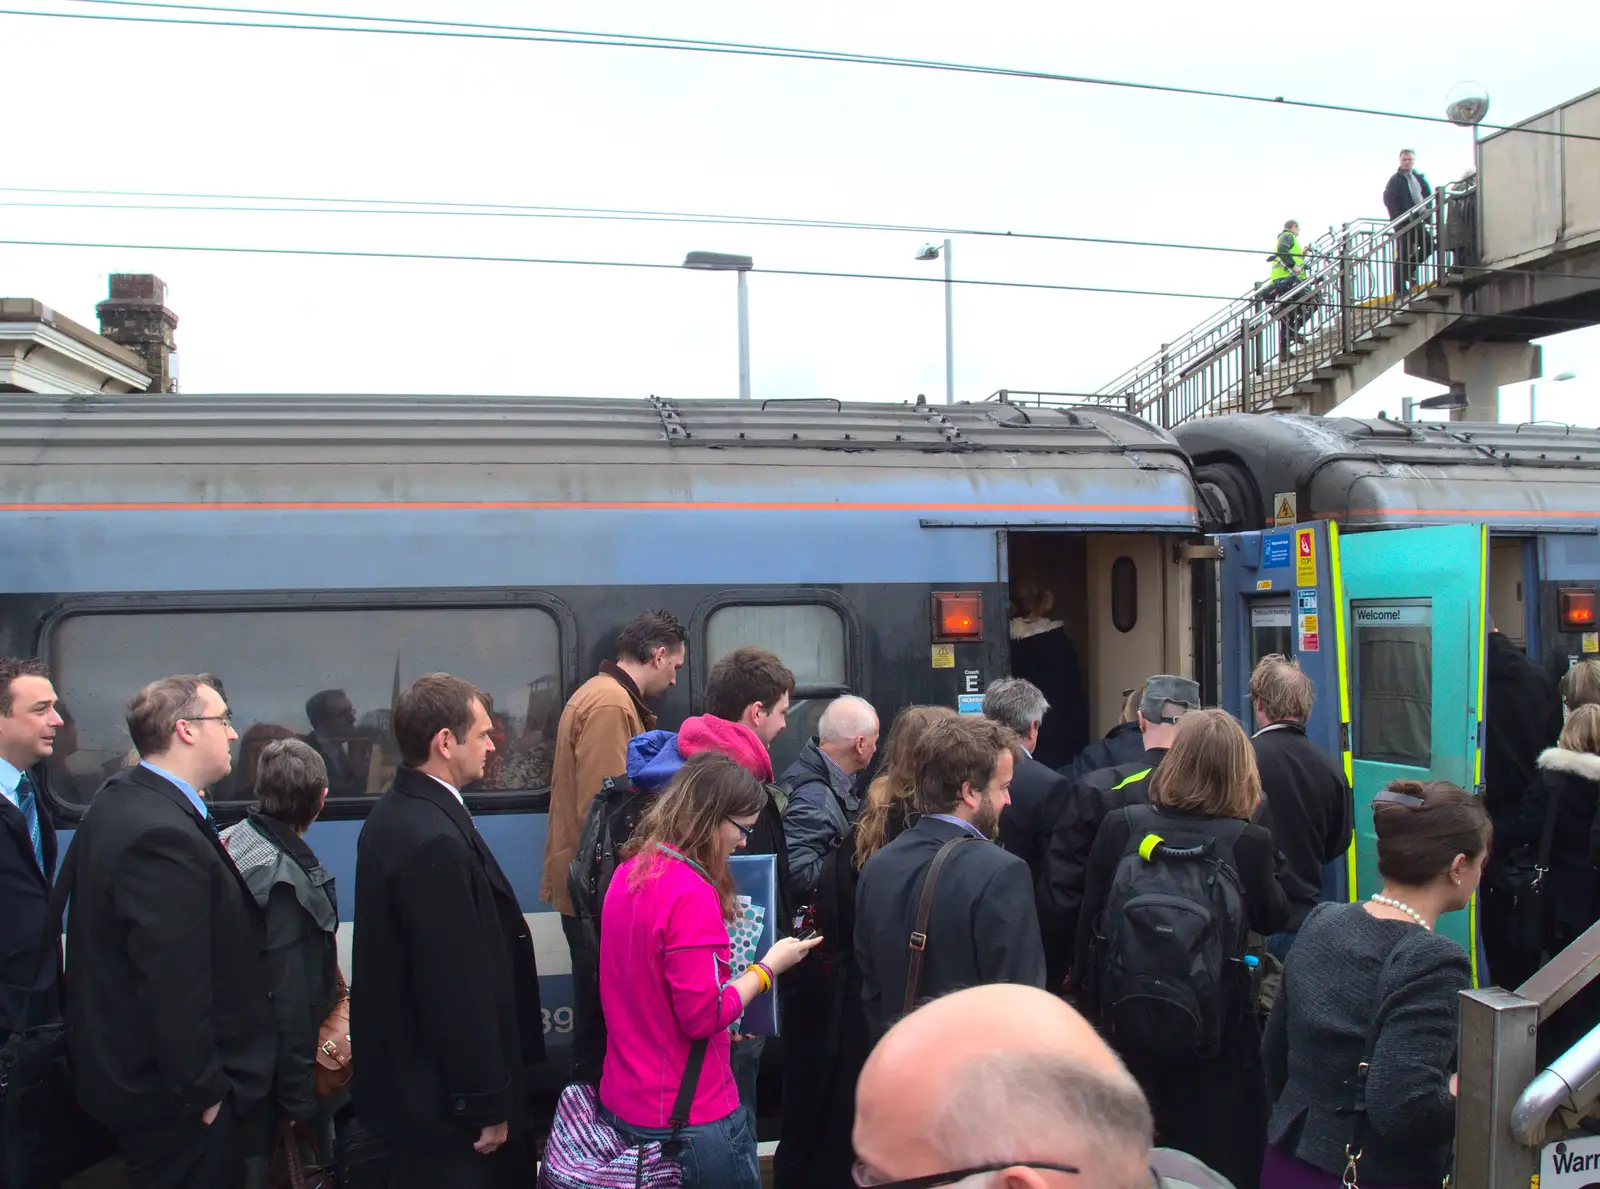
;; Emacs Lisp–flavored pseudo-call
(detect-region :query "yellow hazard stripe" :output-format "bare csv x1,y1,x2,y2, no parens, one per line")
1329,521,1357,903
1469,524,1489,988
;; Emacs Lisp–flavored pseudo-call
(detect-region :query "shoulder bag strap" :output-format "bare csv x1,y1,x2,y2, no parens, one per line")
2,835,78,1047
667,1037,710,1136
903,835,975,1018
1343,938,1408,1185
1536,777,1563,874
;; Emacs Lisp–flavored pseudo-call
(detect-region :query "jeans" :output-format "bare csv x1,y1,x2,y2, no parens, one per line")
729,1033,765,1135
604,1107,761,1189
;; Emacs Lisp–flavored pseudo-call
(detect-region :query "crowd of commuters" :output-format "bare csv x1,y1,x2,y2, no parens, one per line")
2,603,1594,1189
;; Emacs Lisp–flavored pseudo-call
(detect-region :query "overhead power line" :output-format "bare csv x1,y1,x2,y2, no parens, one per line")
0,235,1590,331
6,185,1600,287
8,0,1596,143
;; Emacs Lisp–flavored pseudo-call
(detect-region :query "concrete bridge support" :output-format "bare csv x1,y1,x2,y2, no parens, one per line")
1405,340,1542,421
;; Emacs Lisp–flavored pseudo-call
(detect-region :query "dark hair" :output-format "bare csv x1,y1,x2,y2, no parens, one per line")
615,610,688,665
0,658,50,717
1374,780,1492,885
704,647,795,722
624,752,768,919
126,673,223,757
914,717,1022,815
304,688,351,730
255,739,329,831
393,673,492,767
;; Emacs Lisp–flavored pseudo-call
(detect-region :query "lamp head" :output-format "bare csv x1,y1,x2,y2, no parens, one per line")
915,243,942,261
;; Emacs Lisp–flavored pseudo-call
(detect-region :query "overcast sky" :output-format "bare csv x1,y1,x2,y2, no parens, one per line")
3,0,1597,424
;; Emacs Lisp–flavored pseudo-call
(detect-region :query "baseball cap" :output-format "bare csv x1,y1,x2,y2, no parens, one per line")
1139,675,1201,723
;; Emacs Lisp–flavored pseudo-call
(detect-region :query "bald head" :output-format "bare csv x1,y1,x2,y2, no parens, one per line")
817,694,880,774
854,985,1152,1189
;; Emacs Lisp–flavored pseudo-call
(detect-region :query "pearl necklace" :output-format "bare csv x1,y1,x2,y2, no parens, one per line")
1370,893,1432,931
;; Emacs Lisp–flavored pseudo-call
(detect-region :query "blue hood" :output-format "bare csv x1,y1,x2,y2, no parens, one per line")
627,729,686,791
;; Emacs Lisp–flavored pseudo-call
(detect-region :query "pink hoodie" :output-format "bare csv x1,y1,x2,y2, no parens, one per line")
677,715,773,783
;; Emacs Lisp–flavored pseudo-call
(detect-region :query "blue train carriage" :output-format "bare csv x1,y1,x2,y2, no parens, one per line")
0,392,1204,1080
1176,412,1600,976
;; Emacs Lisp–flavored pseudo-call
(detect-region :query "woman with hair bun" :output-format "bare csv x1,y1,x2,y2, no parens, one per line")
1262,780,1491,1188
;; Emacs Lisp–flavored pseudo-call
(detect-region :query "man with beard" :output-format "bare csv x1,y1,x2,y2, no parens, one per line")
854,716,1044,1039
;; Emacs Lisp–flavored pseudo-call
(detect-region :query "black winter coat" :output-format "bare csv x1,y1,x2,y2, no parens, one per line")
1251,723,1353,930
779,740,861,904
65,764,276,1131
1037,747,1168,973
1076,805,1291,1189
0,762,57,1033
1485,633,1564,818
855,815,1045,1038
1009,618,1089,770
999,754,1072,983
1507,747,1600,937
352,766,544,1157
1060,721,1146,785
221,810,341,1122
1383,169,1432,220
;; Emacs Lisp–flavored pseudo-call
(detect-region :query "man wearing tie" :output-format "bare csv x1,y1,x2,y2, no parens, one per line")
66,673,277,1189
0,657,66,1035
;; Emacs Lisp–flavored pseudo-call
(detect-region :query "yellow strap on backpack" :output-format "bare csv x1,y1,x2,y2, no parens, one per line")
1138,834,1164,861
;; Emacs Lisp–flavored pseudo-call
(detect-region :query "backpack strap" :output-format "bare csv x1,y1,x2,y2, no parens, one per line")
903,835,976,1017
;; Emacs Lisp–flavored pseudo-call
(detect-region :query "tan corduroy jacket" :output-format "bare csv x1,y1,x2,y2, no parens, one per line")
539,664,655,914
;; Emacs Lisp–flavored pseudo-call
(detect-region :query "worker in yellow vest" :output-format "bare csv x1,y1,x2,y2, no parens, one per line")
1265,219,1313,357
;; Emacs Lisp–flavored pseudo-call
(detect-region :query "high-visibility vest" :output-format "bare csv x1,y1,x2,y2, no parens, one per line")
1267,232,1304,282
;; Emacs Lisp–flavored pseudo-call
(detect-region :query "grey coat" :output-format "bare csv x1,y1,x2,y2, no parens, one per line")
221,811,341,1123
779,739,862,903
1264,902,1467,1186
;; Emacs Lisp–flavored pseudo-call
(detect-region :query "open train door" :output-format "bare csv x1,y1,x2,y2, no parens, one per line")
1337,523,1488,975
1219,520,1488,973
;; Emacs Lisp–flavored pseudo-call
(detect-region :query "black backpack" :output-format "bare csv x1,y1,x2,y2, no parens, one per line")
1090,807,1250,1064
567,774,659,954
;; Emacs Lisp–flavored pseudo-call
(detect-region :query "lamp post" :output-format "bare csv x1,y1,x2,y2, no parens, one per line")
684,251,754,400
1530,369,1577,422
916,239,954,404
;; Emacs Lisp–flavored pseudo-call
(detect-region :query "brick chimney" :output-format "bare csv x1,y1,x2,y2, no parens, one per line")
96,274,178,392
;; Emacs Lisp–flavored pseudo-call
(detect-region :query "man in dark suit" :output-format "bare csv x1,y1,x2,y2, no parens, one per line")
0,657,65,1035
980,677,1073,984
66,673,276,1189
855,716,1045,1039
353,673,544,1189
1383,148,1434,295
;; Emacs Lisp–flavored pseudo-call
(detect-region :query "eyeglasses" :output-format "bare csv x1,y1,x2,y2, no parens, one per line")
183,713,234,729
851,1161,1081,1188
725,818,755,840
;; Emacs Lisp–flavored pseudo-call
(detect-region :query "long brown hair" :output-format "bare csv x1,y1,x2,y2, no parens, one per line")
623,751,768,920
855,705,957,868
1148,708,1261,821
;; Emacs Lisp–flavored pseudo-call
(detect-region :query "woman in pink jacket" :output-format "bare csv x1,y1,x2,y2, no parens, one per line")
599,751,820,1188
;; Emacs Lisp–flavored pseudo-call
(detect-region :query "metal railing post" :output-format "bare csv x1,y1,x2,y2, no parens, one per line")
1338,223,1355,355
1158,343,1172,428
1455,988,1540,1189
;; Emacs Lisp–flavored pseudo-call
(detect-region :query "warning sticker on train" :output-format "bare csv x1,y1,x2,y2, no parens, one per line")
1295,529,1317,587
1541,1135,1600,1188
1273,493,1297,527
931,645,955,669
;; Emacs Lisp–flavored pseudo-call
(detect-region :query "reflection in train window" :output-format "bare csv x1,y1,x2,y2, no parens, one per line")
705,603,849,776
1351,601,1433,768
49,607,562,807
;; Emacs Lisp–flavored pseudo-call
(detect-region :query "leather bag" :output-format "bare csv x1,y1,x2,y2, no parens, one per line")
313,966,352,1099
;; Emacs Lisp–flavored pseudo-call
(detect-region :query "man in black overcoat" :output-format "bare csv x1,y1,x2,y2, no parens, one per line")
353,673,544,1189
66,673,276,1189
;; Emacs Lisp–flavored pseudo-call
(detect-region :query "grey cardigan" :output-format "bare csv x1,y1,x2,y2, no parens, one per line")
1263,902,1468,1186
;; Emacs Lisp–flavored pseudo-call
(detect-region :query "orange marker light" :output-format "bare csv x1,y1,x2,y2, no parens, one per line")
1560,588,1597,631
931,592,984,642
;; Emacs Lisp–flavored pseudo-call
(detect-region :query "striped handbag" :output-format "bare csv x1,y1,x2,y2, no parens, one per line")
538,1039,709,1189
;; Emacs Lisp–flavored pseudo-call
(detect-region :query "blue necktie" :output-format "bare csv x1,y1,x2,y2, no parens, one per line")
15,771,44,872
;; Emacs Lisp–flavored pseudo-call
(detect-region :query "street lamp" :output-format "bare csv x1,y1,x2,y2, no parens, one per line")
1530,370,1578,422
684,251,754,400
916,239,954,405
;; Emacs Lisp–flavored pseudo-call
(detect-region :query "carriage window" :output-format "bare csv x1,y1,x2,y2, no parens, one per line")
48,607,562,807
1250,601,1294,668
1351,601,1433,768
705,603,849,775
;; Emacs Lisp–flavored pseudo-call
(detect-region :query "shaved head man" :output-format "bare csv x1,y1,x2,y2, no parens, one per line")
853,984,1153,1189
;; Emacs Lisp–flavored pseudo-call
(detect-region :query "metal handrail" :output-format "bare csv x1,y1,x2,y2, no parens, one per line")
1510,1022,1600,1146
1052,180,1479,428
